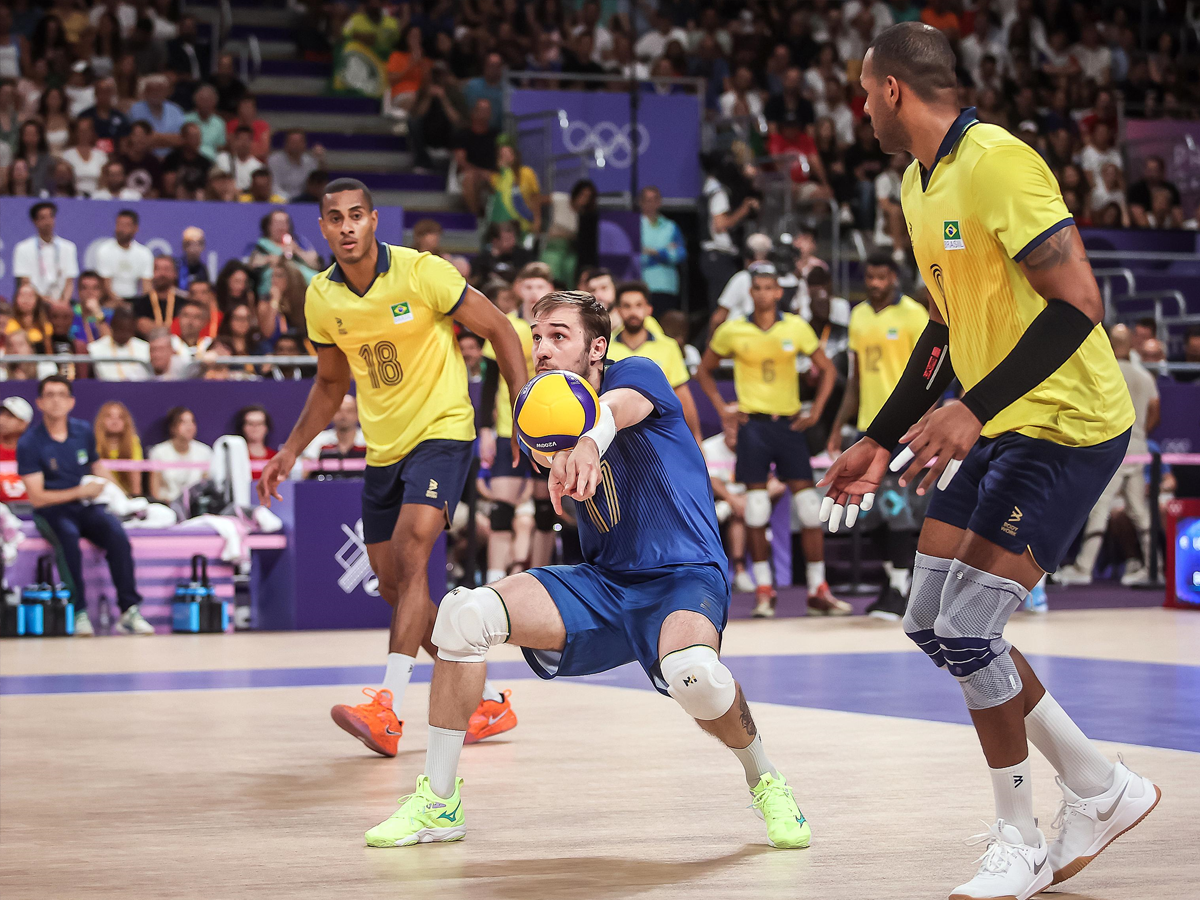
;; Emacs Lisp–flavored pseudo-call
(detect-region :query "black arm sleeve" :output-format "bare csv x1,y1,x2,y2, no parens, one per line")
959,298,1095,426
478,359,500,430
864,320,955,451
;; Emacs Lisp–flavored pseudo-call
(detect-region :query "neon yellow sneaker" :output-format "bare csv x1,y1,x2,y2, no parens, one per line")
365,775,466,848
750,772,811,849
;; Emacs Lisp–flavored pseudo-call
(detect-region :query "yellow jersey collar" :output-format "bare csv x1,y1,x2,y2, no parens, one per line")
920,107,979,192
328,240,390,296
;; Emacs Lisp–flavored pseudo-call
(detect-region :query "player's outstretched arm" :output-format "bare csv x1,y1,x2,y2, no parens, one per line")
257,346,351,506
548,389,654,514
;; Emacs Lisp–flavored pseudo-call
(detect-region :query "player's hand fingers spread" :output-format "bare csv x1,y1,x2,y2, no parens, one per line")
917,452,949,496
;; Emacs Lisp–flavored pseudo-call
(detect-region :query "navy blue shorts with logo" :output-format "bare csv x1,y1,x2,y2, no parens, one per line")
490,434,532,479
361,438,475,544
522,562,730,695
925,428,1130,572
735,415,814,485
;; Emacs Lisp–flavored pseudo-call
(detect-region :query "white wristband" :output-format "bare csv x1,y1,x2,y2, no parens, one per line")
580,403,617,457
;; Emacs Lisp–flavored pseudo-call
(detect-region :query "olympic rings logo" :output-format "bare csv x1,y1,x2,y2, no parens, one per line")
561,120,651,169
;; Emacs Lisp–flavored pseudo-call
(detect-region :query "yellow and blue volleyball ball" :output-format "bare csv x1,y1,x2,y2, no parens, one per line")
514,370,600,466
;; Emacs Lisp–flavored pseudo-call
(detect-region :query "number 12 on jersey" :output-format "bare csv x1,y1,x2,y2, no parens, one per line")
359,341,403,389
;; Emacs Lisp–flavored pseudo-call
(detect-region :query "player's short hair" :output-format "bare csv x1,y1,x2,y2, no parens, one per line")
38,374,73,397
533,290,611,349
582,267,612,285
117,209,139,225
865,251,899,273
806,266,831,287
1135,316,1157,331
29,201,56,221
320,177,374,215
515,261,553,284
867,22,957,101
615,280,651,305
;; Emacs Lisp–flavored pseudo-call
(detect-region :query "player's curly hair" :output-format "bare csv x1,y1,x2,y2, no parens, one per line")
532,290,611,349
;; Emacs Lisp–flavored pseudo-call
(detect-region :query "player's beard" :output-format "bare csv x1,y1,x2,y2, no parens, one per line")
623,320,644,336
873,108,912,156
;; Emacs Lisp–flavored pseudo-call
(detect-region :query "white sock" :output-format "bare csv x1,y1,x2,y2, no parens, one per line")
426,726,466,799
481,680,504,704
381,653,416,709
731,734,779,788
888,566,912,595
485,568,505,584
805,561,826,592
752,560,773,588
1025,692,1115,797
990,758,1039,846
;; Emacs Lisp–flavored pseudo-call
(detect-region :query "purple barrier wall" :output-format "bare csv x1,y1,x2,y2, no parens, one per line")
0,197,405,301
1082,227,1200,320
1124,120,1200,212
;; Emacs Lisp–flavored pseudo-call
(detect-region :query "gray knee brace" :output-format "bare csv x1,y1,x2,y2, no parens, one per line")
933,560,1025,710
904,552,952,668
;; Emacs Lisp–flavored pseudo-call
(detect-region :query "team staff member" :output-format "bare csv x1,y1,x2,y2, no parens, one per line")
827,252,928,620
17,376,154,637
258,178,530,755
607,281,702,443
697,263,850,618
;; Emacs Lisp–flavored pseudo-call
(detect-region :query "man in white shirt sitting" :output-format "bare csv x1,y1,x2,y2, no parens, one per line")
12,202,79,307
92,209,154,300
88,307,151,381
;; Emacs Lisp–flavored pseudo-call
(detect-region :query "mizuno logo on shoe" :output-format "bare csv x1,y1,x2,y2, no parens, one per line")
1096,782,1129,821
437,801,461,822
486,710,510,726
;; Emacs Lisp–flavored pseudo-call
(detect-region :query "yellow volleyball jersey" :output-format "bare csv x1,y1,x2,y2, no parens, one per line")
847,295,929,431
708,313,820,416
306,241,474,466
483,311,536,438
901,111,1133,447
607,331,690,388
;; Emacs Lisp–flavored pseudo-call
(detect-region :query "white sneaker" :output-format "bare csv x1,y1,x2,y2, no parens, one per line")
1054,565,1092,586
949,820,1051,900
114,605,156,635
733,570,757,594
752,596,775,618
1048,760,1160,885
1120,562,1152,586
74,611,95,636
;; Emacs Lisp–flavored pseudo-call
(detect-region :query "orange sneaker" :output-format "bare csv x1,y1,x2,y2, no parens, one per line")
807,582,852,616
464,689,518,744
331,688,403,757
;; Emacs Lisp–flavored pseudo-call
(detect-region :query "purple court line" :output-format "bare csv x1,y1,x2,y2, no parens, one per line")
2,652,1196,752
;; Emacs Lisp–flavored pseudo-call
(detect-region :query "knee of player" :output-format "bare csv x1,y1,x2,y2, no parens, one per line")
791,487,823,530
489,500,515,534
659,645,737,721
432,585,511,663
743,489,772,528
533,498,556,532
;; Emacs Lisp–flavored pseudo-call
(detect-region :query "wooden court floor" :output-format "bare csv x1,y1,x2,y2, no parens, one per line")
2,607,1197,900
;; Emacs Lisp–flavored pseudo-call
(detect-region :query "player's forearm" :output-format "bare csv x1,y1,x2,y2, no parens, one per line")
864,320,955,450
694,353,727,414
26,484,88,508
676,385,702,444
809,354,836,418
830,370,858,435
486,327,529,412
281,372,350,457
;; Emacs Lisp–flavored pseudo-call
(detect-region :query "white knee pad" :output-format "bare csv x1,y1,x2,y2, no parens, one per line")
744,489,772,527
660,645,737,721
714,499,732,524
432,586,511,663
792,487,823,529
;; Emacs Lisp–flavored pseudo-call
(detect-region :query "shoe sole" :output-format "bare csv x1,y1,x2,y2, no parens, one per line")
807,606,852,617
866,610,902,622
367,825,466,848
330,706,398,758
1051,784,1162,885
948,865,1052,900
464,715,517,745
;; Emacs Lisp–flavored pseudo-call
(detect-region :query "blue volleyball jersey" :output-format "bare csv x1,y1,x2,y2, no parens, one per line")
576,357,726,573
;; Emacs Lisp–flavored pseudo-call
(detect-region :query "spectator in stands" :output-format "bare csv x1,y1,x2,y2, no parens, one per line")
471,221,533,285
412,218,444,255
265,332,310,380
117,120,164,197
488,137,542,233
0,396,32,504
95,209,153,300
161,121,213,198
464,51,505,129
77,77,127,154
765,66,815,133
409,61,466,171
207,52,246,116
290,168,329,204
541,178,597,287
215,259,256,314
183,84,225,159
1127,156,1181,229
94,400,143,497
147,326,187,380
216,125,261,193
16,119,52,195
240,168,286,204
639,185,686,313
249,209,321,290
268,130,325,201
0,8,27,81
708,233,774,333
700,157,757,311
212,301,263,360
72,271,112,344
127,73,184,156
88,306,149,381
234,404,276,480
166,15,209,91
88,2,136,41
1146,185,1184,229
203,167,238,202
128,14,167,73
260,260,308,342
386,25,430,114
1090,163,1128,226
18,375,153,636
4,330,40,381
1078,121,1121,189
8,281,49,345
48,158,77,197
178,226,208,289
844,117,888,228
132,255,181,336
875,151,912,259
89,160,135,200
455,98,500,217
37,85,70,155
300,393,367,480
343,0,400,59
718,65,763,119
61,117,107,196
148,404,212,505
226,94,270,161
0,80,19,165
44,301,89,377
13,202,78,308
174,299,211,352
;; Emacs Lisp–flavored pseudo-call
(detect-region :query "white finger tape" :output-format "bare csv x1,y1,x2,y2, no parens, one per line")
937,458,962,491
861,492,875,511
828,503,845,533
889,446,915,473
819,495,835,523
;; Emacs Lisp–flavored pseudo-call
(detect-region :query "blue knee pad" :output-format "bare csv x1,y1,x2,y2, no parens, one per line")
933,560,1025,710
903,553,952,668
